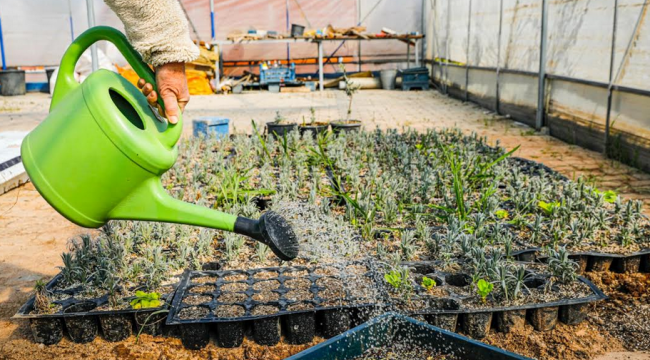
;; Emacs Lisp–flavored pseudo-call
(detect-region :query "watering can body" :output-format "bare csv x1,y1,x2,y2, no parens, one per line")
21,26,235,231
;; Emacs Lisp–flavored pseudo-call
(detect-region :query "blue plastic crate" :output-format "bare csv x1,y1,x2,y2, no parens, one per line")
259,63,296,85
192,117,229,139
287,313,531,360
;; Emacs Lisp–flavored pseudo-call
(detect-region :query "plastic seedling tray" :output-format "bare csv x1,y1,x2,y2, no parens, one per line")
286,312,532,360
166,262,382,349
513,248,650,274
395,261,607,337
13,273,178,345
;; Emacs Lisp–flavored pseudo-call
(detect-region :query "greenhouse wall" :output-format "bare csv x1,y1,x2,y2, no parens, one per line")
424,0,650,172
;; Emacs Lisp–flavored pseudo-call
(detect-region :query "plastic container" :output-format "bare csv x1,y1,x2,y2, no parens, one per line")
0,69,26,96
380,69,397,90
286,313,532,360
398,67,429,91
266,122,297,138
259,63,296,85
291,24,305,37
192,117,230,139
331,120,362,134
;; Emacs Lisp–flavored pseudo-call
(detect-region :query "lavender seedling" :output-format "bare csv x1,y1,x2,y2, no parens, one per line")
547,246,578,284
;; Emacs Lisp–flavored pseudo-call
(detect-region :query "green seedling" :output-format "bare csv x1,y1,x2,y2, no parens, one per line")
495,209,509,220
421,276,436,291
130,291,161,309
595,189,618,203
384,270,404,290
538,200,560,215
476,279,493,303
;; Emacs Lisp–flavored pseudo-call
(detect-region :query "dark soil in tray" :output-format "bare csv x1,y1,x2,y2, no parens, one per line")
285,289,313,301
313,267,341,276
217,292,248,303
223,273,249,282
183,294,213,306
287,302,315,311
352,343,450,360
253,271,279,279
252,280,280,291
178,306,211,320
190,284,217,294
284,269,309,277
285,278,311,289
252,291,280,302
251,305,280,316
191,276,218,284
221,282,249,292
215,305,246,318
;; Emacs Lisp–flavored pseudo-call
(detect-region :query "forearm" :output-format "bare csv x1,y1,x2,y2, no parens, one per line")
104,0,199,66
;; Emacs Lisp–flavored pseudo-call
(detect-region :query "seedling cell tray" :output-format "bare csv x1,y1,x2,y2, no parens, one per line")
166,262,381,349
13,273,178,344
286,312,532,360
513,248,650,274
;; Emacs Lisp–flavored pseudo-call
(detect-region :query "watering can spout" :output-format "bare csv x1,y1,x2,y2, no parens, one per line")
109,178,300,261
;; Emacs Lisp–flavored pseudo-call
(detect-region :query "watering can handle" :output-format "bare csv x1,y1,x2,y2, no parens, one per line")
50,26,173,124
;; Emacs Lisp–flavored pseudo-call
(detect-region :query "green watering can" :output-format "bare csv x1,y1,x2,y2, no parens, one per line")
21,26,299,260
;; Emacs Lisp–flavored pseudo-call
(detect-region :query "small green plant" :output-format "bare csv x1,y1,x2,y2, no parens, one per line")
339,64,361,120
494,209,509,220
384,270,404,290
538,200,561,215
130,291,161,309
421,276,436,291
595,189,618,203
476,279,493,303
383,267,413,299
274,111,286,124
34,280,55,314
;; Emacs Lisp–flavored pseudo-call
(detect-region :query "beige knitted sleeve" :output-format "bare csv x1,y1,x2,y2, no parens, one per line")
104,0,200,67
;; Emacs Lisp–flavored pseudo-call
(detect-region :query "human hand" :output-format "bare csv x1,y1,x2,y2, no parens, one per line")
137,62,189,124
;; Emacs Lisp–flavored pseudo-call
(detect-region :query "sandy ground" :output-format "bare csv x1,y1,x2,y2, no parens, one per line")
1,90,650,359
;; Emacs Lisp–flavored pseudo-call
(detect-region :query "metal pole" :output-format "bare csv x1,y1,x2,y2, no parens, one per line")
421,0,426,60
495,0,503,113
535,0,548,130
415,39,420,66
357,0,362,72
318,41,324,92
210,0,215,40
444,0,451,94
407,43,411,69
0,14,6,71
464,0,472,102
86,0,98,72
604,0,618,153
68,0,75,42
285,0,290,63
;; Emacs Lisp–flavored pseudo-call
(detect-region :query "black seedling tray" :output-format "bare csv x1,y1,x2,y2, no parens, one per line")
166,261,382,349
392,261,607,338
287,312,532,360
508,157,569,181
513,248,650,273
167,262,380,324
14,273,179,345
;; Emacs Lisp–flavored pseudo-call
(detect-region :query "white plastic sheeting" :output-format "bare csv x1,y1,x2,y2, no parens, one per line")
0,0,423,73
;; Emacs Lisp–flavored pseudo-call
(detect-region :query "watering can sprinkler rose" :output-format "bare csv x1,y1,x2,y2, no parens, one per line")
20,27,299,261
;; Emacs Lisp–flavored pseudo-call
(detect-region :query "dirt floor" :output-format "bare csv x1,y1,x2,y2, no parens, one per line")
1,90,650,360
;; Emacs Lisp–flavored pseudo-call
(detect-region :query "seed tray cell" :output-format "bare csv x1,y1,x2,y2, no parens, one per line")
513,248,650,274
166,262,381,325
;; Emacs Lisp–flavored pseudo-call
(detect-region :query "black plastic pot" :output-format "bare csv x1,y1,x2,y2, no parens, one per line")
266,122,297,138
180,323,211,349
215,321,245,348
495,310,526,333
558,303,588,325
331,120,362,135
588,257,613,272
318,309,351,339
99,314,132,342
642,254,650,273
350,306,376,327
424,313,458,332
63,302,98,343
253,317,281,346
529,307,558,331
611,256,641,273
30,318,64,345
134,311,165,336
460,312,492,339
0,69,26,96
283,312,315,344
299,123,329,139
570,255,589,275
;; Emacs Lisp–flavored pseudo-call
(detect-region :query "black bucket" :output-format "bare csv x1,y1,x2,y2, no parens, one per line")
266,122,297,139
291,24,306,37
0,69,26,96
331,120,362,135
